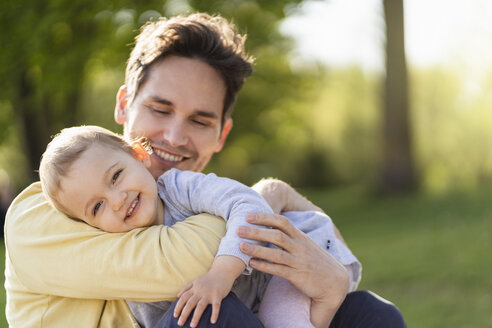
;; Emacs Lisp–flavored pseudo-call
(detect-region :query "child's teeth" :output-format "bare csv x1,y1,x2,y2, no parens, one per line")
127,197,138,217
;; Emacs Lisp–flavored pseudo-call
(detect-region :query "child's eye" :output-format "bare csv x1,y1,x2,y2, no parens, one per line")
112,169,123,184
93,201,102,216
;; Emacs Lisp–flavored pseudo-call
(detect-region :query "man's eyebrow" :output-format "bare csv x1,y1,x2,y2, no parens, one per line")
195,110,219,119
83,162,119,218
149,97,173,106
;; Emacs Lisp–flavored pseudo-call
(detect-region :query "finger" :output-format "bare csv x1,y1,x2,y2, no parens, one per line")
240,241,295,267
177,283,193,298
190,300,209,327
248,258,293,281
178,296,198,326
210,300,221,324
247,212,299,237
174,291,192,318
237,225,294,251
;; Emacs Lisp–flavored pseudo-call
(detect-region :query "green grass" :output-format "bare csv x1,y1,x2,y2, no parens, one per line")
304,185,492,327
2,185,492,327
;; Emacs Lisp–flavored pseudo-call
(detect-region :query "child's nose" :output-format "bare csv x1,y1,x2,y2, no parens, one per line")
110,190,127,211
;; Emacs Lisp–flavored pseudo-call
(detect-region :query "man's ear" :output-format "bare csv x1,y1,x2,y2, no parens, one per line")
114,85,128,125
215,118,233,152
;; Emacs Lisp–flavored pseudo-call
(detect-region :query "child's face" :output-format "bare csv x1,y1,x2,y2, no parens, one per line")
57,144,164,232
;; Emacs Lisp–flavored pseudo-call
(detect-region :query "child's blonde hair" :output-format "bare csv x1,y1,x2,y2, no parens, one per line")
39,125,135,217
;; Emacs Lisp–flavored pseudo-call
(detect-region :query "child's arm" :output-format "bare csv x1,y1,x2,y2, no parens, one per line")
173,255,245,326
252,178,348,247
5,183,227,302
160,169,273,325
160,169,274,272
252,178,323,213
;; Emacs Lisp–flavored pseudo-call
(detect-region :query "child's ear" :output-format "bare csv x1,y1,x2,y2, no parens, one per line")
131,142,150,167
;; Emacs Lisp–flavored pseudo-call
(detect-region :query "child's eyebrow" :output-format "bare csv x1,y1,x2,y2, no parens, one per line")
83,161,119,218
103,162,119,181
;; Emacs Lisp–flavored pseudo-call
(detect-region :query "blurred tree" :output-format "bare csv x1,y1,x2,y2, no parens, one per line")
380,0,417,192
0,0,308,189
0,0,161,184
170,0,310,185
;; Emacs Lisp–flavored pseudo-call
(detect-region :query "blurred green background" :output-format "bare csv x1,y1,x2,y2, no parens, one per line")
1,0,491,327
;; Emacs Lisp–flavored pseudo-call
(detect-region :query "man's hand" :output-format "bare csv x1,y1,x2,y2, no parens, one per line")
237,213,349,327
173,256,245,327
253,178,349,247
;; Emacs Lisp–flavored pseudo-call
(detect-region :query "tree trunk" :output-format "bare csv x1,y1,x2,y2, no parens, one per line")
380,0,417,193
13,70,51,182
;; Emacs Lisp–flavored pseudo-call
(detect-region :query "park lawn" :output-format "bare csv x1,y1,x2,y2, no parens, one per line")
1,185,491,327
305,185,492,328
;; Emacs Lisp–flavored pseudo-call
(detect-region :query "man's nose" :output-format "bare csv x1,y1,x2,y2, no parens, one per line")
163,123,188,147
110,189,127,211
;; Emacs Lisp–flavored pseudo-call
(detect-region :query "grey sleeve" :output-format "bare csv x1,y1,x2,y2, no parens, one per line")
282,211,362,291
159,169,273,273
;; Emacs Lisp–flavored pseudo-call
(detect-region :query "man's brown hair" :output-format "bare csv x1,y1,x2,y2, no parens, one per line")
125,13,254,125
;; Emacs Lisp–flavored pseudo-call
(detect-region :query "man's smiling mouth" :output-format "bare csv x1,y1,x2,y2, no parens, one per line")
153,148,185,162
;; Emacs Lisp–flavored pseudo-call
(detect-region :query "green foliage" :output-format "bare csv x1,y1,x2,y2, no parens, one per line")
216,62,492,194
0,0,308,191
0,0,167,185
2,0,492,195
303,184,492,327
412,68,492,192
209,65,382,188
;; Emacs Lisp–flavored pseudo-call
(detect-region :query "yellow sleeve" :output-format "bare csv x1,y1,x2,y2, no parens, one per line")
5,182,226,302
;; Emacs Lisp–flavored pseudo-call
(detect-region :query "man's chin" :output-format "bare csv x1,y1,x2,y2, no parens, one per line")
149,157,182,178
150,162,189,179
150,167,170,179
149,156,208,176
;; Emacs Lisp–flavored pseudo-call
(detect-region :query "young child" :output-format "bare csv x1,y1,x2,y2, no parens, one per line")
39,125,361,328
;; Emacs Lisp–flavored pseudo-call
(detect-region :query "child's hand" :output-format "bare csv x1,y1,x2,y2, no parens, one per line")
173,255,245,327
173,271,234,327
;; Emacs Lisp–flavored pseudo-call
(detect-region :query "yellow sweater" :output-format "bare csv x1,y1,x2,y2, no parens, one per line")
4,182,226,327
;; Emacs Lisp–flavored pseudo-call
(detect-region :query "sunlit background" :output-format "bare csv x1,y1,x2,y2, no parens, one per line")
283,0,492,71
279,0,492,192
1,0,491,326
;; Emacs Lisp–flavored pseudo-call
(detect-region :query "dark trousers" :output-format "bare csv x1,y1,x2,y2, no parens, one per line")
154,292,264,327
157,290,406,328
330,290,406,328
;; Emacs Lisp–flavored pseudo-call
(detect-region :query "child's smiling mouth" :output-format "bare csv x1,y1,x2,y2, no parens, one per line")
126,194,140,219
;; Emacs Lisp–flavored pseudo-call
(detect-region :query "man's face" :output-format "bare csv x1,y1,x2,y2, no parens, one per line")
115,55,232,178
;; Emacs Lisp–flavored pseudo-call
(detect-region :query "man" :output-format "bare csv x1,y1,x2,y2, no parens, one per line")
5,13,405,327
